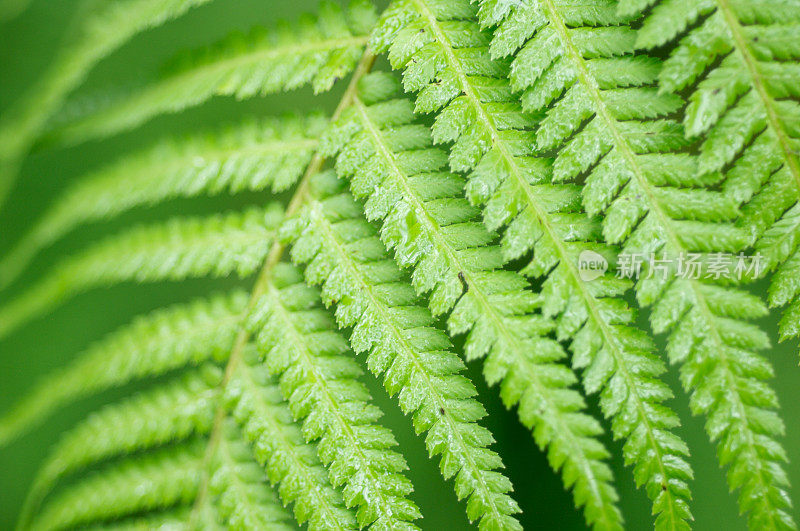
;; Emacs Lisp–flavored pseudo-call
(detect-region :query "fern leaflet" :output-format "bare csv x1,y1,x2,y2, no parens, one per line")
285,171,522,530
30,441,205,531
0,291,247,446
210,420,295,530
0,205,282,341
463,0,696,526
629,0,800,363
225,346,357,530
326,45,621,524
45,0,377,148
0,0,212,207
18,367,222,528
0,113,326,292
249,263,421,529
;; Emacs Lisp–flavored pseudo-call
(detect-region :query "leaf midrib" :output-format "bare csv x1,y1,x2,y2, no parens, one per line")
540,0,781,525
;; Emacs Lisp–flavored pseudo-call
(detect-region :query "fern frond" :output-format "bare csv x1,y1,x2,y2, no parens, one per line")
0,113,326,292
249,263,421,529
46,0,377,148
753,201,800,355
439,1,697,526
210,420,295,530
18,367,222,528
0,291,248,446
82,507,194,531
37,367,219,488
632,0,800,367
226,347,357,530
632,0,800,173
30,441,204,531
285,173,522,530
0,205,282,341
320,62,621,527
0,0,212,207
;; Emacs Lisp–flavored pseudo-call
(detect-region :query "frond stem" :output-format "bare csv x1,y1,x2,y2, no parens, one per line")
187,49,376,526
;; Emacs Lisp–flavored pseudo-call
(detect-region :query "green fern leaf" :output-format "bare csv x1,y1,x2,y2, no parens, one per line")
30,441,205,531
210,420,295,530
0,205,282,341
249,263,421,529
284,176,522,530
45,0,377,148
82,507,195,531
225,346,357,530
0,113,326,292
631,0,800,366
0,291,248,446
462,0,696,526
0,0,213,207
757,203,800,352
324,48,621,526
18,367,222,528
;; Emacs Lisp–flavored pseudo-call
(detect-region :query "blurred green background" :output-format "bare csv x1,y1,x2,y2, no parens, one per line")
1,1,798,529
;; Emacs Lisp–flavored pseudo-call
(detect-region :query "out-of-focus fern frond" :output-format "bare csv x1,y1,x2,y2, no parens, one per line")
320,62,621,527
0,291,248,446
30,441,205,531
0,113,326,292
0,0,213,208
0,205,282,341
760,203,800,356
45,0,377,148
225,347,357,530
285,173,523,530
81,507,196,531
210,420,295,530
249,263,421,530
18,367,222,528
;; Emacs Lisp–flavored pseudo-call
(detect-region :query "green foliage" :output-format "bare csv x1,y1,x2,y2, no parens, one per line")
0,0,213,207
250,263,420,529
45,0,377,148
0,205,282,341
469,1,694,526
18,367,222,527
629,0,800,363
29,441,204,531
224,347,357,530
285,171,522,530
210,421,295,530
0,113,326,291
337,31,622,521
0,291,246,446
2,1,800,530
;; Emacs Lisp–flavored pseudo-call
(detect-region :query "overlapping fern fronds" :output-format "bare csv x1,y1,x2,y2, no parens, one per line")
285,170,523,530
1,0,799,530
45,0,377,148
627,0,800,362
0,0,214,207
320,68,622,528
371,1,695,524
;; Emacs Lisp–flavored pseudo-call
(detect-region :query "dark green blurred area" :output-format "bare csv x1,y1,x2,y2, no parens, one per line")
0,1,798,529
